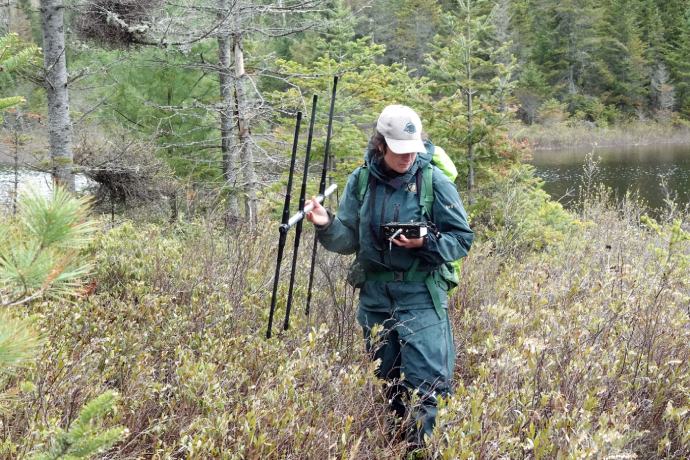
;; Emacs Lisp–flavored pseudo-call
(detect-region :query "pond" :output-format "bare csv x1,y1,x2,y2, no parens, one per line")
529,144,690,213
0,164,92,210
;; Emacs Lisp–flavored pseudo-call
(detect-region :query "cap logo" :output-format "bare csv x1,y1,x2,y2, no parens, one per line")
403,121,416,134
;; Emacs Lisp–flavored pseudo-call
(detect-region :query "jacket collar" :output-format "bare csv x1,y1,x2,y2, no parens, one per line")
364,142,433,190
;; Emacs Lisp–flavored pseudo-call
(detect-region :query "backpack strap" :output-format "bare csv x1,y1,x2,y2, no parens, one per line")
419,164,434,218
357,166,369,202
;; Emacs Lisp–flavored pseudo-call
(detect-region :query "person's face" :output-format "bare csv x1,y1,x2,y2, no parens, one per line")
382,147,417,174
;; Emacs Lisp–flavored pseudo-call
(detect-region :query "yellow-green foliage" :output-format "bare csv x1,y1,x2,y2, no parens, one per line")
471,163,581,257
2,220,403,458
0,33,41,121
441,190,690,458
1,177,687,458
0,312,40,371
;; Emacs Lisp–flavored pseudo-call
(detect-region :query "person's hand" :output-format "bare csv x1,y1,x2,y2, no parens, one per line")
391,234,424,249
306,197,329,226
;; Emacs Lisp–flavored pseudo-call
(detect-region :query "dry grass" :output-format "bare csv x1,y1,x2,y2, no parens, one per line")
511,120,690,151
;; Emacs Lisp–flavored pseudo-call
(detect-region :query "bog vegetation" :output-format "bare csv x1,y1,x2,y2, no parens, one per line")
1,168,689,458
1,0,690,458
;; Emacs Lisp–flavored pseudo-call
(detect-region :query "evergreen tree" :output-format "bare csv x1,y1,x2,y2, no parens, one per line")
521,0,601,97
1,190,125,459
0,187,96,307
592,0,649,116
668,6,690,115
639,0,666,62
0,33,40,120
515,61,551,124
425,0,516,202
353,0,443,74
32,391,126,459
659,0,689,51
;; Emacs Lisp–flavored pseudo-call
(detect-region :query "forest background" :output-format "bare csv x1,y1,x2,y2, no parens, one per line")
1,0,689,458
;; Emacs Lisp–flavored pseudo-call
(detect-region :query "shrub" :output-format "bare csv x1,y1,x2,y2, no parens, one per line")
470,163,580,259
434,186,690,458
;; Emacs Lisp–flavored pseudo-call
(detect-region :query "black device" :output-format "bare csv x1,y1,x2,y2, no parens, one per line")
382,222,428,239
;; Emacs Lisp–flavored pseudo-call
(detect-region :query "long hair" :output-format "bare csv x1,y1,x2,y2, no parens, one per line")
368,130,388,162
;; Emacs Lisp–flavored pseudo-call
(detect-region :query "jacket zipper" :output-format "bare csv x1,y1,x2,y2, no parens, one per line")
380,187,391,266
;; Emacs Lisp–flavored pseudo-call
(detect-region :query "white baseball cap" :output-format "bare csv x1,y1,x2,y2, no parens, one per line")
376,105,426,154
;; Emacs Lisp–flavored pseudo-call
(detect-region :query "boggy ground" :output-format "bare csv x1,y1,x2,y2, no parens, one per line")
2,179,689,459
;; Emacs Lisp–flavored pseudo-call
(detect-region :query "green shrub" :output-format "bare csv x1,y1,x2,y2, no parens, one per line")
537,98,569,126
471,163,580,259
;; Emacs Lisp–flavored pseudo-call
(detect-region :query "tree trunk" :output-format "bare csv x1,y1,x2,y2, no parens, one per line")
40,0,74,191
12,112,21,216
233,33,258,229
466,87,475,205
1,1,9,34
465,0,474,205
218,0,240,222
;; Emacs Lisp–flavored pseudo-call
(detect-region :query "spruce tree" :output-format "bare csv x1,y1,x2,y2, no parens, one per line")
593,0,649,116
425,0,516,202
668,7,690,115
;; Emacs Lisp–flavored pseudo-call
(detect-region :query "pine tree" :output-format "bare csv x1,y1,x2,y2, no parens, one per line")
32,391,127,459
0,311,40,371
1,191,125,459
0,33,40,121
0,187,97,307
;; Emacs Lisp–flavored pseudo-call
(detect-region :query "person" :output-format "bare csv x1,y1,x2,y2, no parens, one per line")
306,104,473,446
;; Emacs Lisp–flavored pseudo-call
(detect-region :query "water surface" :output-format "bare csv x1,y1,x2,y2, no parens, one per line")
529,145,690,212
0,165,91,210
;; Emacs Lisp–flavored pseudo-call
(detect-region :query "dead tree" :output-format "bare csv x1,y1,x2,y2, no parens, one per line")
73,0,321,227
217,0,240,221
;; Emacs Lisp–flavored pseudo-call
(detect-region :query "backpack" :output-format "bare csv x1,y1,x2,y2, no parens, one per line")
356,144,463,293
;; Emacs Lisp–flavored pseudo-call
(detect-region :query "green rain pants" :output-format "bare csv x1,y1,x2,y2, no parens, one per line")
357,279,456,443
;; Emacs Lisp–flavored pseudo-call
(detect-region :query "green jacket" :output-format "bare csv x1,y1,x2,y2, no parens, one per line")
316,144,473,275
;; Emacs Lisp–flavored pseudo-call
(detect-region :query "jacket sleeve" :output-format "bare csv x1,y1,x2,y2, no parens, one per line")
315,169,361,255
414,169,473,265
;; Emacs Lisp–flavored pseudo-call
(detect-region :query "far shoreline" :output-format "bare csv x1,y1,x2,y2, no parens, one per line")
509,120,690,152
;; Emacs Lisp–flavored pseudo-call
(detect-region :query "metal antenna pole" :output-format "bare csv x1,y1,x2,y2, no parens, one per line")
283,95,318,331
305,76,338,316
266,112,302,339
